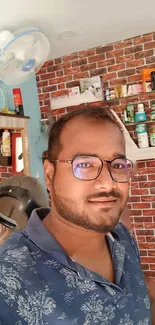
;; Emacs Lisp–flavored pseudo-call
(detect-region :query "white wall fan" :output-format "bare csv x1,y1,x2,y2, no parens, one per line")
0,27,50,87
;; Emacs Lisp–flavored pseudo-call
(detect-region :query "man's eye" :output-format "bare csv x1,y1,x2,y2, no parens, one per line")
113,163,125,169
78,162,91,168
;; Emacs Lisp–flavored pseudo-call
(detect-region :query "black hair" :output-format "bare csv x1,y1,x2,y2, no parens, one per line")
47,105,122,161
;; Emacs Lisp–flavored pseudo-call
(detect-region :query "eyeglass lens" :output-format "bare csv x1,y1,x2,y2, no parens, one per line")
72,156,132,182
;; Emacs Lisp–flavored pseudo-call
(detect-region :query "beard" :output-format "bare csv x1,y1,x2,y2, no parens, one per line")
52,182,124,233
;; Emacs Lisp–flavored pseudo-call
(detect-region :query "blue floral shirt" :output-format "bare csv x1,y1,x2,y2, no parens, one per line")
0,208,152,325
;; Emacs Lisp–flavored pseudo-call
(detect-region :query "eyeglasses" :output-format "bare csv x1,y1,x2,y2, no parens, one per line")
51,155,133,183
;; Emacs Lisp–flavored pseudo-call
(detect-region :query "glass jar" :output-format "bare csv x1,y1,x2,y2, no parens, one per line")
149,125,155,146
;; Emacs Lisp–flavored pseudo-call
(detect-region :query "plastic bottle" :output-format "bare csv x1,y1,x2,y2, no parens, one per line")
126,103,135,123
149,125,155,146
135,124,149,148
12,88,24,115
134,103,147,122
150,102,155,121
2,130,11,156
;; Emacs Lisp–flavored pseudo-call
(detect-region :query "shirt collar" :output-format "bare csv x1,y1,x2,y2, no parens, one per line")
24,208,64,252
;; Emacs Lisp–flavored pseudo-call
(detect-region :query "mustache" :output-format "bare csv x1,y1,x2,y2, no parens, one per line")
87,190,121,200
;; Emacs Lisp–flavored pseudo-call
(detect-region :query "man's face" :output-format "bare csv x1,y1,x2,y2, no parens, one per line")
45,117,130,233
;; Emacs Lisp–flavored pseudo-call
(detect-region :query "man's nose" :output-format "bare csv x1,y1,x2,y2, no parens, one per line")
93,163,115,191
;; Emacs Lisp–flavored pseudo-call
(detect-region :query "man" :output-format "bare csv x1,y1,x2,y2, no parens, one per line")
0,106,154,324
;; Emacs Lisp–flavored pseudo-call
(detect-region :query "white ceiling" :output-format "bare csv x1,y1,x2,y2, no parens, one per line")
1,0,155,60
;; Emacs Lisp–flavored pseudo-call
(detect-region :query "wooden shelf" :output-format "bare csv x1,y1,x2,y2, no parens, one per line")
103,90,155,104
0,113,30,119
124,120,155,127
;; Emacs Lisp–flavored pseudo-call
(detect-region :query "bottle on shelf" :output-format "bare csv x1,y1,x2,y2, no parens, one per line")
126,103,135,123
2,130,11,156
149,125,155,147
12,88,24,115
150,102,155,121
134,103,146,123
135,124,149,149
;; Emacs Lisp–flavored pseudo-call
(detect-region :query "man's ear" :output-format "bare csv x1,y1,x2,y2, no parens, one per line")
44,159,55,191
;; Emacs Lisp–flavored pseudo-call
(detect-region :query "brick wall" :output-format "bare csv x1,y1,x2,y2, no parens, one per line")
36,31,155,278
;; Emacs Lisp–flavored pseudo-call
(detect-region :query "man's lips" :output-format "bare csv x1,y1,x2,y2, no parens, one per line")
88,197,117,204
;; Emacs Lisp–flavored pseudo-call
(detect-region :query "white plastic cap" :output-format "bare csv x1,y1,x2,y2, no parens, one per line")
137,103,144,112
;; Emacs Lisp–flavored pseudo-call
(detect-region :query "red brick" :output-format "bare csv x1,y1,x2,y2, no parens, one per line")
143,210,155,215
137,236,146,242
63,53,79,61
146,236,155,242
51,90,68,98
96,45,114,54
40,106,49,112
79,49,96,58
133,202,151,209
50,108,66,115
109,78,127,87
42,60,54,68
128,196,140,202
116,54,134,63
37,80,48,88
90,68,106,77
49,76,72,85
81,63,97,72
40,72,56,80
130,182,139,189
1,173,13,178
146,57,155,64
125,45,143,55
58,83,65,90
150,188,155,194
36,67,47,75
148,250,155,256
54,58,62,64
137,161,146,168
118,68,136,78
56,70,64,77
145,223,155,229
102,72,117,81
72,59,87,67
127,74,142,82
132,222,144,228
126,59,145,68
64,67,80,75
141,195,155,202
73,72,89,79
139,181,155,188
97,58,115,68
131,175,147,182
130,210,142,216
42,85,57,93
150,265,155,270
144,41,155,50
141,264,149,270
0,167,7,172
88,54,106,63
106,49,123,59
144,270,155,277
47,64,62,72
39,100,43,106
108,63,125,72
133,34,153,45
114,39,133,49
141,256,155,263
136,229,154,236
135,49,154,59
131,189,149,195
66,81,80,88
146,161,155,167
134,217,153,223
38,93,50,100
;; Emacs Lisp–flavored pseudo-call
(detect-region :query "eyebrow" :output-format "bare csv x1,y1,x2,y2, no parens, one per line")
72,152,127,160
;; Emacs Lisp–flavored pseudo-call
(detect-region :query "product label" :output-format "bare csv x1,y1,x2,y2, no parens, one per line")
13,93,22,106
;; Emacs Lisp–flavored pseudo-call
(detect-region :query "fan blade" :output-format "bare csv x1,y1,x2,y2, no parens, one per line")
5,34,34,59
0,59,34,85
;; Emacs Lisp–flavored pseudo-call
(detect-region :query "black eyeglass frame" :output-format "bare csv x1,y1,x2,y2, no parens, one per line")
50,155,133,183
